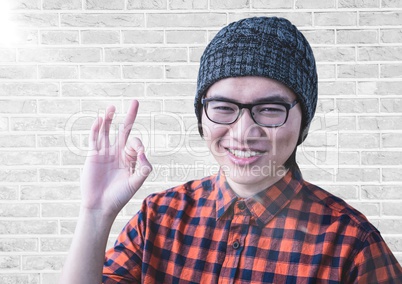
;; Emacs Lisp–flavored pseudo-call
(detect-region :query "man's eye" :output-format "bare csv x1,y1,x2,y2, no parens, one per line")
210,102,236,112
257,105,286,114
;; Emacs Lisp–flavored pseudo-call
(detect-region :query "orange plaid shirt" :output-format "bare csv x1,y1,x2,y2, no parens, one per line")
103,167,402,283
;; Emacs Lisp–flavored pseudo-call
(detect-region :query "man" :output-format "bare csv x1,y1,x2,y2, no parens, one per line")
60,17,402,283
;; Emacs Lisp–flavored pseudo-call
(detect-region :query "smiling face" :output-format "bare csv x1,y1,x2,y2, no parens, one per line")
202,76,302,197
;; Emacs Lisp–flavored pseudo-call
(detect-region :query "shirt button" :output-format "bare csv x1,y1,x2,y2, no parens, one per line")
232,240,240,250
238,202,246,210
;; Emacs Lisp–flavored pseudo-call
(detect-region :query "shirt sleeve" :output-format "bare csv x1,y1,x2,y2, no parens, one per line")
346,230,402,283
102,203,147,284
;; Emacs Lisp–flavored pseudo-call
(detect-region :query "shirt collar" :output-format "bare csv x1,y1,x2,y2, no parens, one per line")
214,167,304,226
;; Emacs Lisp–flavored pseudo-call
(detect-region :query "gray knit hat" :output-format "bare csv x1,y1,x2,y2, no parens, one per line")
194,17,318,144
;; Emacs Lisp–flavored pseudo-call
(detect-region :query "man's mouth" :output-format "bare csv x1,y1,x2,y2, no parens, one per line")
227,148,264,158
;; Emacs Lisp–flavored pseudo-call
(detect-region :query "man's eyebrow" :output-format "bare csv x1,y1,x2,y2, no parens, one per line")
207,94,291,103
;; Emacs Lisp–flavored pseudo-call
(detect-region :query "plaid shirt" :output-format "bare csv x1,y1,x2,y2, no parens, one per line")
103,167,402,283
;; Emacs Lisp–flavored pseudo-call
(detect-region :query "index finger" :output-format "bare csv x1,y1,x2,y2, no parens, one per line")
119,100,139,147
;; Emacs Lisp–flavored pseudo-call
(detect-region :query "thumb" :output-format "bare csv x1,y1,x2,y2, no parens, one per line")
128,149,152,194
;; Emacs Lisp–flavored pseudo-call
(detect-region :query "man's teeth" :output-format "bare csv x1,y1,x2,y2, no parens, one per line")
228,149,262,158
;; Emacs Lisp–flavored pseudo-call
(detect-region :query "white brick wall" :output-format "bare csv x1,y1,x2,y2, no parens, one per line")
0,0,401,282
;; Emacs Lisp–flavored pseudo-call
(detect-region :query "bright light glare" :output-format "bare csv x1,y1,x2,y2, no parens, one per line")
0,2,18,46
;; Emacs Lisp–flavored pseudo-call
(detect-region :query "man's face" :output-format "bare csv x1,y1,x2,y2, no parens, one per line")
201,76,302,196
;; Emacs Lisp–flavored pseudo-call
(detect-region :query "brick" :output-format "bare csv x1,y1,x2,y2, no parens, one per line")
0,117,8,131
313,47,356,62
336,168,380,182
319,82,356,96
164,99,194,114
361,151,402,165
105,47,187,62
360,11,402,26
39,65,78,79
339,133,380,148
20,184,81,200
10,13,58,27
382,0,402,7
189,46,205,62
169,0,208,9
380,28,402,43
382,133,402,148
85,0,125,10
315,12,357,26
362,185,402,200
10,117,68,131
0,83,59,97
18,47,101,63
123,65,164,79
61,150,87,166
338,64,378,79
299,168,335,182
0,66,37,79
166,30,206,44
0,274,40,284
0,99,37,114
229,13,313,27
383,236,402,252
336,98,378,113
302,29,335,45
317,64,336,79
0,135,33,148
9,0,41,9
122,30,164,44
358,81,402,96
61,13,144,27
22,255,65,270
337,29,378,44
0,186,18,200
13,29,39,45
252,0,293,8
0,204,40,218
165,65,199,79
382,168,402,182
124,99,163,113
0,151,59,166
81,99,122,112
0,256,20,270
338,0,379,8
43,0,82,9
382,202,402,216
210,0,249,9
359,116,402,130
62,83,144,97
127,0,167,9
0,238,38,252
42,203,80,217
374,219,402,234
37,134,79,148
0,49,16,62
302,132,337,147
39,168,80,182
40,30,79,45
81,30,120,44
381,98,402,113
323,185,359,199
359,46,402,61
295,0,335,9
80,65,121,79
0,169,37,182
348,202,380,217
38,99,80,114
0,220,57,234
147,83,196,97
147,13,226,28
40,237,72,252
381,64,402,78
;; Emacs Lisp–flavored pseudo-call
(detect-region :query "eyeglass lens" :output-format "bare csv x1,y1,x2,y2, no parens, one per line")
205,100,288,126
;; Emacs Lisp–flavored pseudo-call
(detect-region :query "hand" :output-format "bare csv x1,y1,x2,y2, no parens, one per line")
80,100,152,218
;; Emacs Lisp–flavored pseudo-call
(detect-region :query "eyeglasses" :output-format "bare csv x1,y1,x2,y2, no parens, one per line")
201,98,299,128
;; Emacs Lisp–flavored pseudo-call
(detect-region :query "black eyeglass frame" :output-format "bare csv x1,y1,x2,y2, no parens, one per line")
201,98,299,128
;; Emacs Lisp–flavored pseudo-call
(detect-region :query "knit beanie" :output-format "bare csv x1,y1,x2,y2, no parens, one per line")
194,17,318,144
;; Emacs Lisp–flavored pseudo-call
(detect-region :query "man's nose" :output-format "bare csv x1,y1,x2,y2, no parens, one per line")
230,109,261,141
